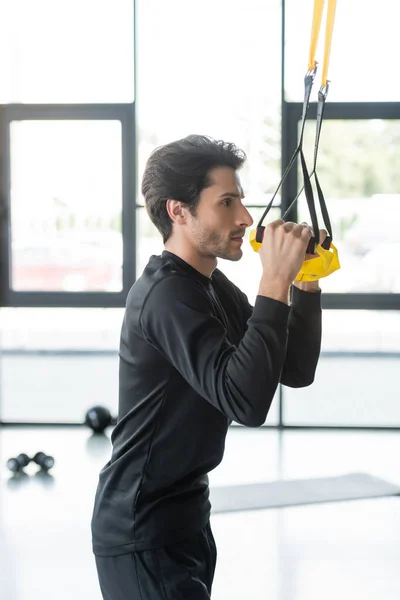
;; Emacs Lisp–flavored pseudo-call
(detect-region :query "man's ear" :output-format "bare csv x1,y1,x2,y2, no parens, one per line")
166,199,187,224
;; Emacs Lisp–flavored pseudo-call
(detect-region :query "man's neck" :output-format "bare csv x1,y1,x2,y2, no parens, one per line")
164,241,217,278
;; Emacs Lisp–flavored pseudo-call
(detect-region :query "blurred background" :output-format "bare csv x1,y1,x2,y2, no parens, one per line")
1,1,400,599
1,0,399,427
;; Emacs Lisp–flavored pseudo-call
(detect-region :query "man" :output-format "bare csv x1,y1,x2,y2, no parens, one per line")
92,134,323,599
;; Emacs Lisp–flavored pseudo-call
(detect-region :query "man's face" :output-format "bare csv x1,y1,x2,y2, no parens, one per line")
186,166,253,261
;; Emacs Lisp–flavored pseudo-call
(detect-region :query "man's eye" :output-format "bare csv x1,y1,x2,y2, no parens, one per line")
222,199,232,207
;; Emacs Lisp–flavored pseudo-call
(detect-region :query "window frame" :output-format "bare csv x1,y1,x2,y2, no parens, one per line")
0,103,136,308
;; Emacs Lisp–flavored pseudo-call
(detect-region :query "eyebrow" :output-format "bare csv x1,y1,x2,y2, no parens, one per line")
218,192,244,199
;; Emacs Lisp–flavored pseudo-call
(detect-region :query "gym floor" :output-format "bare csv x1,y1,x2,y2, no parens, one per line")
1,425,400,600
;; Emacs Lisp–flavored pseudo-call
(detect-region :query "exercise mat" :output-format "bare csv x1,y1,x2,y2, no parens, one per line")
210,473,400,513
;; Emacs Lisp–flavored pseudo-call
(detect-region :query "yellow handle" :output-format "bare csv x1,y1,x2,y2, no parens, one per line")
295,242,340,281
250,229,341,282
249,228,262,252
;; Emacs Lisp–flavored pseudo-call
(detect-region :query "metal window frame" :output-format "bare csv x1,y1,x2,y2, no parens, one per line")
0,103,136,308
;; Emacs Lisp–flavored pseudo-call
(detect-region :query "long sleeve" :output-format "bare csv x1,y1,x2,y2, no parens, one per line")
139,274,291,427
280,285,322,387
232,280,322,388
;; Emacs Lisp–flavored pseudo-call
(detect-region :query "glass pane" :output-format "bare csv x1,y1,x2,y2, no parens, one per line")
10,120,123,292
285,0,399,102
296,120,400,293
284,356,400,427
136,0,282,207
283,310,400,426
0,0,134,103
0,307,122,422
322,310,400,353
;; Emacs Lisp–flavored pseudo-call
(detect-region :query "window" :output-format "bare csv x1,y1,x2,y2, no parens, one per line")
283,310,400,427
297,120,400,293
10,120,123,293
284,0,400,102
0,307,121,422
136,0,282,297
0,0,134,103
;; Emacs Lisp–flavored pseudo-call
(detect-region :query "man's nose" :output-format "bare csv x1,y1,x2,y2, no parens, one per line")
237,205,253,228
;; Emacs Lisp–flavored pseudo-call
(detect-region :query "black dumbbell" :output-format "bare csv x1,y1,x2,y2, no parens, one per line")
85,405,117,434
6,452,55,474
32,452,55,472
7,453,31,473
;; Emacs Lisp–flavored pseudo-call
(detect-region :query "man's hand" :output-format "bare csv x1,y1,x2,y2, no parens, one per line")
258,219,313,304
292,227,328,293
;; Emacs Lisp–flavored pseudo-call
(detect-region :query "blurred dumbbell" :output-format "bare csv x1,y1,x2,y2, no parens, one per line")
85,405,117,434
7,453,31,473
7,452,55,474
32,452,55,472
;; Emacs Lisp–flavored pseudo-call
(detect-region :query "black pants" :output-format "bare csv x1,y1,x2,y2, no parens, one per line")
95,521,217,599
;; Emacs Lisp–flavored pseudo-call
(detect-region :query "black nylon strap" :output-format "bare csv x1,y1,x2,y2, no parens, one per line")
255,226,265,243
314,172,332,241
257,66,334,255
312,88,333,241
313,88,327,168
300,147,320,247
257,68,316,229
282,85,333,244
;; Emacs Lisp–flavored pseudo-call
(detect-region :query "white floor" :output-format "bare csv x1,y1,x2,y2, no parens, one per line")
1,426,400,600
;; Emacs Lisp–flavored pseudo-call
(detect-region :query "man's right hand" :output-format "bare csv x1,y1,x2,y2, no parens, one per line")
257,219,313,304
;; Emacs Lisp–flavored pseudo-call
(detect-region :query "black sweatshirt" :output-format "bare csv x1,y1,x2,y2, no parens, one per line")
91,251,322,556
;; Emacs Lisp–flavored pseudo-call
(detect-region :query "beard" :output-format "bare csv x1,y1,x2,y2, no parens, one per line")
193,224,243,262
